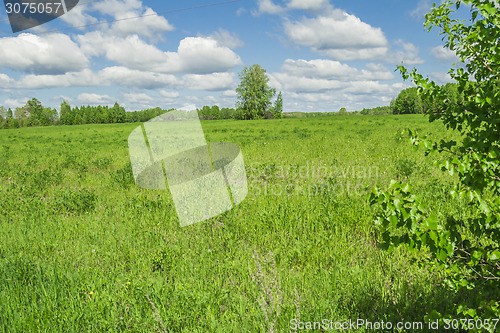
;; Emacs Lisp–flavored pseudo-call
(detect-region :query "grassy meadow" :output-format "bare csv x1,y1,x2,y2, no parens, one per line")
0,114,463,332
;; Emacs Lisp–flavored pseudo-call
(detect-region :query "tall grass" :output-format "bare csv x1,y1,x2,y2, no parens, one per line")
0,115,461,332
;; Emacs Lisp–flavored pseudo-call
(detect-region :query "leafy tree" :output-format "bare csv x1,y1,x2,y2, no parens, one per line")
236,64,276,120
14,104,29,127
6,108,13,119
60,101,71,125
360,106,392,115
392,87,423,114
109,102,126,123
41,107,58,125
272,92,283,119
26,98,44,126
371,0,500,326
220,107,236,119
338,107,347,115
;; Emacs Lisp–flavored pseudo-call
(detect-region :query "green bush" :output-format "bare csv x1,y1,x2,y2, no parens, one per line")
371,1,500,329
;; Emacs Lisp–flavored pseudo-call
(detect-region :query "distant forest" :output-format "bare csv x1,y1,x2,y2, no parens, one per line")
0,83,460,129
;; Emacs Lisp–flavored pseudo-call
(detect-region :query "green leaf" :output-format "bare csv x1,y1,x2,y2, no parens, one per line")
489,249,500,261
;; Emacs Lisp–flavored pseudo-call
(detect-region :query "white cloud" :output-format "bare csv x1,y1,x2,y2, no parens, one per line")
0,33,88,74
159,90,180,100
257,0,332,14
17,69,98,89
59,4,99,29
208,29,244,49
182,72,235,91
110,8,174,39
256,0,285,14
389,40,424,65
4,98,29,109
222,90,237,97
173,37,242,74
77,32,175,71
59,0,175,39
120,92,159,109
268,57,403,111
91,0,143,17
283,91,376,112
177,103,198,111
12,66,178,90
98,67,178,88
320,47,388,61
0,74,14,89
287,0,332,11
122,92,153,104
284,12,389,60
77,93,114,105
430,46,459,62
430,71,453,84
271,73,344,92
279,59,393,82
77,34,241,74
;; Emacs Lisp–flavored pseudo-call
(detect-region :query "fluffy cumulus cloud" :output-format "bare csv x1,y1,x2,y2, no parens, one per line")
77,33,241,74
76,32,172,71
269,57,402,112
283,11,388,60
98,67,178,89
182,72,236,91
272,59,393,92
173,37,242,74
77,93,114,105
122,92,154,106
256,0,285,14
109,8,174,39
61,0,174,38
59,4,99,29
259,0,422,66
280,59,393,81
0,33,89,74
16,69,98,89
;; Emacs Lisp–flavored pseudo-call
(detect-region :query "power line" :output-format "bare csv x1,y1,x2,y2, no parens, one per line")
0,0,242,36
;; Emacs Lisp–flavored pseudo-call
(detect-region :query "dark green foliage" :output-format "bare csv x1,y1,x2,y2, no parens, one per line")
0,100,172,129
272,92,284,119
391,87,423,114
391,83,464,115
372,0,500,327
197,105,240,120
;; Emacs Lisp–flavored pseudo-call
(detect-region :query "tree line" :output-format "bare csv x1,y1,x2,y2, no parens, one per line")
0,98,172,129
391,83,462,115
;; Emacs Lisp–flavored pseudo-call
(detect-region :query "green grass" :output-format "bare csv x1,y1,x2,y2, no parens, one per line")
0,115,462,332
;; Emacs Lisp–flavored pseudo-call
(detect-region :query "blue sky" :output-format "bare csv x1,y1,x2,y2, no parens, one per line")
0,0,461,112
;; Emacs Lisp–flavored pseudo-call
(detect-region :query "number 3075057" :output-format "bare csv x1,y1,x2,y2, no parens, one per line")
5,2,63,14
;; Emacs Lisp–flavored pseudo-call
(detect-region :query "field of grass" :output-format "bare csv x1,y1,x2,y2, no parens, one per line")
0,115,463,332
